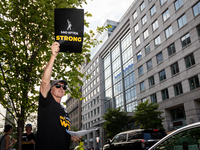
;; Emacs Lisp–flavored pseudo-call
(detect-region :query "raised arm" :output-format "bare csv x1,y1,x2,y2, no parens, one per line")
40,42,60,98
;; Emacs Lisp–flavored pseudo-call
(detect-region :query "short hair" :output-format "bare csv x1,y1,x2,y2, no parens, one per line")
26,124,32,129
4,124,12,132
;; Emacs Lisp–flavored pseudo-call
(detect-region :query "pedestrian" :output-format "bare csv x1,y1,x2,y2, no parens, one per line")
35,41,81,150
0,124,16,150
22,124,35,150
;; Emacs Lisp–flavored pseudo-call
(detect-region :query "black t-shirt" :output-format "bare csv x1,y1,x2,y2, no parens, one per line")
22,133,35,150
35,91,71,150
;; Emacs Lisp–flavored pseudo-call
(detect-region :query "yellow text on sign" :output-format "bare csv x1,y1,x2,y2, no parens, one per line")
56,35,82,42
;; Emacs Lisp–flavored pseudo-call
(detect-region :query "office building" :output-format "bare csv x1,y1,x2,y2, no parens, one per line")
82,0,200,149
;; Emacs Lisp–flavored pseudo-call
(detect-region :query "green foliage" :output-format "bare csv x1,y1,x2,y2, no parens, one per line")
133,100,165,130
0,0,97,121
0,0,105,149
70,126,79,131
103,107,129,139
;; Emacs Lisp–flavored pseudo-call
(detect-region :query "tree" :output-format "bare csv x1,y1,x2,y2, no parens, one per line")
133,100,165,130
103,107,129,139
0,0,107,149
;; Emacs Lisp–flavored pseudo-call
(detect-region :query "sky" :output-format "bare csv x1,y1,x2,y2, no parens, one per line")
61,0,135,103
81,0,135,32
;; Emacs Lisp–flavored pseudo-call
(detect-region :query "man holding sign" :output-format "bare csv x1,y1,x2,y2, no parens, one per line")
35,42,81,150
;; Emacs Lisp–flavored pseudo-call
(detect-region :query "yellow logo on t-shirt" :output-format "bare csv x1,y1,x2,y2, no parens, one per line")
60,116,70,130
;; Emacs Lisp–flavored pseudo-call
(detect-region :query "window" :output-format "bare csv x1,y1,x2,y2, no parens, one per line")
178,14,187,28
152,20,158,31
157,52,163,64
137,51,142,61
193,1,200,17
104,54,110,69
161,88,169,100
197,24,200,37
122,46,133,64
112,57,120,73
121,32,131,51
171,62,179,75
136,37,140,46
112,45,120,61
160,0,167,6
133,11,137,20
163,9,170,22
189,75,200,90
155,36,161,47
140,81,145,92
142,15,147,25
140,2,145,11
165,26,173,38
138,66,144,76
145,44,151,54
124,72,135,90
144,29,149,39
150,5,156,16
104,66,111,79
147,59,153,70
123,59,134,76
134,24,139,33
149,76,155,87
171,106,185,121
105,77,111,90
175,0,183,11
185,53,195,68
181,33,191,48
118,134,127,142
128,132,142,141
151,94,157,103
167,43,176,56
125,86,137,103
115,93,124,109
159,70,166,81
174,82,183,96
114,81,122,96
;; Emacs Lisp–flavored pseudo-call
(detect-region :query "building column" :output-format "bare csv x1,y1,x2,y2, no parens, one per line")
93,130,96,150
163,109,172,131
184,99,200,125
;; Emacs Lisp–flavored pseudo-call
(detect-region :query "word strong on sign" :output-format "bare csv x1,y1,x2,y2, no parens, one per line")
54,8,84,53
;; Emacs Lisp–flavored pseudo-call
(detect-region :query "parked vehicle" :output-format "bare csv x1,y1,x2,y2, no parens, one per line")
103,129,167,150
149,122,200,150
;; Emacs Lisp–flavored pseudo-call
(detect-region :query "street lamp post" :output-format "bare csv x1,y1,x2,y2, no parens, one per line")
92,98,112,149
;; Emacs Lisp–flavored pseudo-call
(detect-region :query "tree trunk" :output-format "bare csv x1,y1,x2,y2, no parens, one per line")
17,120,24,150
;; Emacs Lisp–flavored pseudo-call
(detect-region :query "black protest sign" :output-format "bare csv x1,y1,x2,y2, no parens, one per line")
54,8,84,53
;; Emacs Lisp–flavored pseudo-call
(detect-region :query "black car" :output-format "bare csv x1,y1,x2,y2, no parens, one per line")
103,129,167,150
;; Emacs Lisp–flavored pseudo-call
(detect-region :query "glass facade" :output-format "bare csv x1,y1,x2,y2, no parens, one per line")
103,32,137,111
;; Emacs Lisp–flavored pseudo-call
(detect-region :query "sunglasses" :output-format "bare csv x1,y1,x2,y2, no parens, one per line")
54,84,67,90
